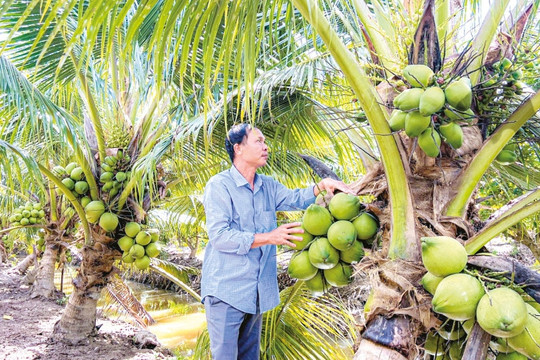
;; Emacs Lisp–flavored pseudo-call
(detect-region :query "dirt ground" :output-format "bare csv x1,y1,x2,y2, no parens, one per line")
0,263,176,360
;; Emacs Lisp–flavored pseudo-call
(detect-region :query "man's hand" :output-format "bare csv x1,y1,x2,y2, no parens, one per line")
314,178,355,196
252,222,304,248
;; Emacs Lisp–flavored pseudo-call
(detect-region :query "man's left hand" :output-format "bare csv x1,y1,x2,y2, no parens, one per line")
313,178,355,196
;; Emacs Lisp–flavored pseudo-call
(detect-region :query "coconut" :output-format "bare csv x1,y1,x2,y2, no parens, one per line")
288,251,318,280
352,212,379,240
421,272,445,295
388,110,407,131
328,193,361,220
74,181,89,195
496,150,517,164
99,212,119,232
122,252,135,264
148,229,159,242
304,271,327,296
20,218,29,226
61,177,75,190
100,171,114,183
290,226,313,250
432,273,485,321
302,204,333,236
395,88,424,110
496,352,529,360
476,287,528,338
462,318,475,334
445,77,472,111
418,127,441,157
124,222,141,238
52,166,67,177
134,255,151,270
135,231,152,246
419,86,446,116
80,196,91,208
327,220,357,251
424,331,445,356
84,200,105,223
115,172,127,182
491,337,515,354
118,236,134,252
324,262,352,287
402,64,434,88
437,321,465,341
145,242,160,258
439,122,464,149
308,237,339,270
65,162,78,175
449,340,465,360
421,236,467,277
339,239,364,264
405,111,431,137
507,304,540,359
70,167,84,181
129,244,145,259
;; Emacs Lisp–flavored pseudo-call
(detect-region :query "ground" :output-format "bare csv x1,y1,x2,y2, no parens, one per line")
0,263,176,360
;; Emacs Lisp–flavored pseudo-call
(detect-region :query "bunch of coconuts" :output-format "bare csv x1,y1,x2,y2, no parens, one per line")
287,192,379,295
421,236,540,359
390,64,474,157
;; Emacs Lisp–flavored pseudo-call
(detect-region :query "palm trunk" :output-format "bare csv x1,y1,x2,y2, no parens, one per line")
52,239,120,344
31,242,59,298
14,252,36,274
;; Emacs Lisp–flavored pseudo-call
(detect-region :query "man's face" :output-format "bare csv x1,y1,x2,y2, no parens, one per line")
234,128,268,168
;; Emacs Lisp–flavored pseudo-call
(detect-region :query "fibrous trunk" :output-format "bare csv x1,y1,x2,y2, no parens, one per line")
31,242,59,298
53,240,119,344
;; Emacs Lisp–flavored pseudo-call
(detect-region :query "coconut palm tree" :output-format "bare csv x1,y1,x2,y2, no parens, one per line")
3,0,540,358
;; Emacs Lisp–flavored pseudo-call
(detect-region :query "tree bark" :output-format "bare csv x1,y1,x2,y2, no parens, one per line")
14,252,36,275
354,338,407,360
31,243,59,298
52,241,120,344
462,322,490,359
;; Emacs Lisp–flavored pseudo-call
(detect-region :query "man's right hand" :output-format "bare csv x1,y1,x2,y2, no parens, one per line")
252,222,303,249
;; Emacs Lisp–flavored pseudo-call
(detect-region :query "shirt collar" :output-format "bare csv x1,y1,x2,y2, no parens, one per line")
229,165,263,191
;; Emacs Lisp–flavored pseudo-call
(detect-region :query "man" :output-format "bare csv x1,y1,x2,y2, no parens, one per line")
201,123,353,359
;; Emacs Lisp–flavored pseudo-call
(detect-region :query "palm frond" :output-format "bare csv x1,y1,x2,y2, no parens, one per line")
102,274,156,327
149,258,201,302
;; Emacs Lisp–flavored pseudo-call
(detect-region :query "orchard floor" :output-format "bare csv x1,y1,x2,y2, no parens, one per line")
0,263,175,360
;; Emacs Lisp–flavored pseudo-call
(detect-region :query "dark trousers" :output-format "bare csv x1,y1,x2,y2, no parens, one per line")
204,296,262,360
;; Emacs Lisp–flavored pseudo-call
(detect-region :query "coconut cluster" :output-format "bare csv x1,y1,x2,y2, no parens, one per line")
8,201,45,226
421,236,540,359
287,193,379,295
99,149,131,200
390,64,474,157
53,162,91,205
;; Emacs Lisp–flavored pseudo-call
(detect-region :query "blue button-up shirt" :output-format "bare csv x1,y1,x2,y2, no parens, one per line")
201,165,316,314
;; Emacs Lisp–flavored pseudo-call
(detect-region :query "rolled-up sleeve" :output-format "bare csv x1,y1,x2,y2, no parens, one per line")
272,179,316,211
203,179,254,255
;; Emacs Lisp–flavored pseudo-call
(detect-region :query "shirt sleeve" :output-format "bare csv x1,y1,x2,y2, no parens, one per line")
203,178,254,255
272,179,316,211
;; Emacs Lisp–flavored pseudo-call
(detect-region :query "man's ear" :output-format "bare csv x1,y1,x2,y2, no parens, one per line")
234,143,241,155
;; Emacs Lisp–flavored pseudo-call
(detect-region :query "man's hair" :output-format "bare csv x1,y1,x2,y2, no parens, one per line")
225,123,253,162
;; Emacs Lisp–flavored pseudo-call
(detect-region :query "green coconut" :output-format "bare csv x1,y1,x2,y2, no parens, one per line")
449,340,465,360
61,177,75,190
308,237,339,270
304,271,327,296
65,162,78,175
339,240,365,264
70,167,84,181
324,262,353,287
405,111,431,138
99,212,119,232
419,86,446,116
84,200,105,223
388,110,407,131
402,64,434,88
394,88,424,110
134,255,151,270
74,181,89,195
421,272,445,295
432,273,485,321
439,122,464,149
118,236,134,252
328,193,361,220
124,222,141,238
424,331,445,356
129,244,145,259
477,287,528,338
135,231,152,246
507,304,540,359
288,251,318,280
418,127,442,158
445,77,472,111
491,337,515,354
302,204,333,236
496,150,518,164
290,226,313,250
496,352,529,360
145,242,160,258
52,165,67,177
100,171,114,183
437,321,465,341
352,212,379,240
462,318,475,334
122,252,135,264
115,172,127,182
421,236,467,277
80,196,91,208
148,229,160,242
327,220,357,251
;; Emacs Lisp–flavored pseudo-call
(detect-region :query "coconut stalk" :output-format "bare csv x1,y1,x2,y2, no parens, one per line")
462,322,491,360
